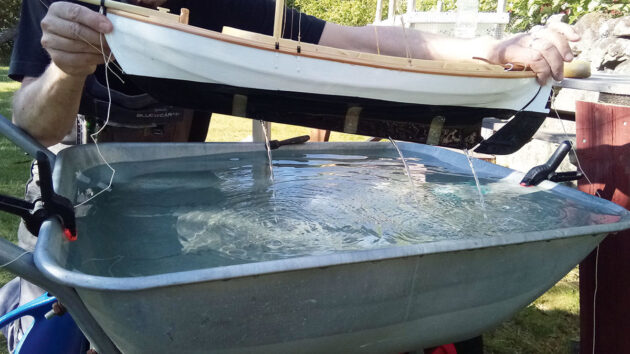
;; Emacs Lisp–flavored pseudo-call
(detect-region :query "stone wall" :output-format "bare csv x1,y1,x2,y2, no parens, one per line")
571,13,630,74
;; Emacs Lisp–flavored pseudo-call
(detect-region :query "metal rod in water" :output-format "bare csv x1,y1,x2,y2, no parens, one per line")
388,137,419,205
463,149,487,219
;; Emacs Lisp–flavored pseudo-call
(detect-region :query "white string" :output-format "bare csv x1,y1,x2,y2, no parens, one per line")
399,16,412,64
592,244,599,354
289,8,294,40
550,89,601,353
373,26,381,55
74,8,116,208
298,10,302,45
0,252,30,268
550,90,600,198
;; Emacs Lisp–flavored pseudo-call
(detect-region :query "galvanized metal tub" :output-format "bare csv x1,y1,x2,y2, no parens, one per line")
34,142,630,353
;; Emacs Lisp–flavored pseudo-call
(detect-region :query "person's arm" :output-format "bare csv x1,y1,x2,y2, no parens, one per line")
319,22,580,85
12,2,113,146
13,66,86,147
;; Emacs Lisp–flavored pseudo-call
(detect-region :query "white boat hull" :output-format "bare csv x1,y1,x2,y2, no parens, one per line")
105,13,551,115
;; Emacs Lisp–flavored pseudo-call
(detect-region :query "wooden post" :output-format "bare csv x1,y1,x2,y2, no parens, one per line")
577,101,630,353
309,129,330,142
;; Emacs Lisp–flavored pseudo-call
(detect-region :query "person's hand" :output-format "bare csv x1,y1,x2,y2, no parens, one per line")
487,22,581,85
40,2,113,77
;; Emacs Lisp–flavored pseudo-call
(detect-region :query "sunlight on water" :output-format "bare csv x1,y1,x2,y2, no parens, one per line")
71,149,623,277
464,149,487,219
389,137,419,206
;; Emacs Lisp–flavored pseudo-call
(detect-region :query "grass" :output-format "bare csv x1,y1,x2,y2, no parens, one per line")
485,268,580,353
0,66,32,354
0,66,580,353
206,114,368,143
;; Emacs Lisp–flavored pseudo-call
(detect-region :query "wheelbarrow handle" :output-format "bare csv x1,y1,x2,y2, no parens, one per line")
0,235,120,353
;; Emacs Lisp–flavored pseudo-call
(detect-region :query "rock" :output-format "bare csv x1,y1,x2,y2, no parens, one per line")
615,60,630,74
600,38,630,70
553,88,599,113
587,37,618,70
599,18,616,39
571,13,613,59
613,17,630,37
571,14,630,74
573,12,611,36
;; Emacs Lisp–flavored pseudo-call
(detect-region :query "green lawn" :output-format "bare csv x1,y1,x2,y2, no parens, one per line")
0,66,579,353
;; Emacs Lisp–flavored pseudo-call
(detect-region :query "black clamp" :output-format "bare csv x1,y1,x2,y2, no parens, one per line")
0,152,76,241
520,140,583,187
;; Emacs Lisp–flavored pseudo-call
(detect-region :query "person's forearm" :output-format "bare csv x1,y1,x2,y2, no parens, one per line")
12,63,86,147
319,23,497,62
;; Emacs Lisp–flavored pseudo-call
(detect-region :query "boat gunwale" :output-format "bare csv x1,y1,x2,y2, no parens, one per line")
33,142,630,293
106,9,536,80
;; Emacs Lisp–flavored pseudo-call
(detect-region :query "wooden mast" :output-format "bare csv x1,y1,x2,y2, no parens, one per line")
273,0,285,48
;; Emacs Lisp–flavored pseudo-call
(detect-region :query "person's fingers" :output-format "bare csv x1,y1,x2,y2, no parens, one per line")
42,16,106,49
41,32,104,55
47,2,113,33
529,37,565,81
546,22,581,42
499,42,551,85
533,29,574,62
46,49,104,76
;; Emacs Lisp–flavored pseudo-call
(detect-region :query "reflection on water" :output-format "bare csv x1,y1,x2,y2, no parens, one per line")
71,150,622,277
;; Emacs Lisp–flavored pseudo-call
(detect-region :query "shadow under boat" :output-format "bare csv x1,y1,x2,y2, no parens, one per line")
126,74,548,155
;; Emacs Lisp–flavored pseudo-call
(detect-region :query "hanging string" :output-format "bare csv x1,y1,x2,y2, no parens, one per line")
373,26,381,55
550,89,599,197
0,251,30,269
396,1,412,64
289,7,294,40
281,2,287,39
75,5,117,208
592,245,600,354
549,89,601,354
298,10,303,46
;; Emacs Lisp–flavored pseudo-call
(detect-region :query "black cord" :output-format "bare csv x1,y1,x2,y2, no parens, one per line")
100,0,107,15
518,85,543,113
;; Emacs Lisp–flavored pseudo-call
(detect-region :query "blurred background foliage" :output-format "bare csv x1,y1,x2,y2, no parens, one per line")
288,0,629,30
0,0,20,64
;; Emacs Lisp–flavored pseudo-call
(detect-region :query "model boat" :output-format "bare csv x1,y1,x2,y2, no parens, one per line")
82,0,551,152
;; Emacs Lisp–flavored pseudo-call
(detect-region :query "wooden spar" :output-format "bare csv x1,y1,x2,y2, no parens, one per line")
78,0,179,20
273,0,285,47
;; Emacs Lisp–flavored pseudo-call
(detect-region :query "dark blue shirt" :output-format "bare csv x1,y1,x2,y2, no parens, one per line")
9,0,326,82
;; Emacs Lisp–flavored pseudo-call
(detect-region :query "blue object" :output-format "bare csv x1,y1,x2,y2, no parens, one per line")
0,293,87,354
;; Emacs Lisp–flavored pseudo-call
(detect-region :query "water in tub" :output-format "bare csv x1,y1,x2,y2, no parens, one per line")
71,149,622,278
